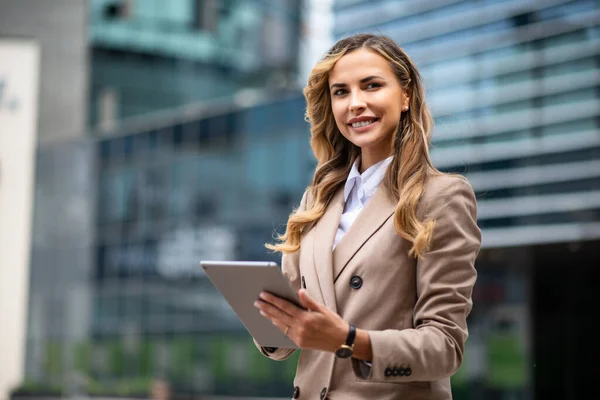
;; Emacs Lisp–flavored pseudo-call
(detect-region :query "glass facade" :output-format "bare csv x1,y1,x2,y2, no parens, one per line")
91,93,313,396
89,0,302,128
333,0,600,399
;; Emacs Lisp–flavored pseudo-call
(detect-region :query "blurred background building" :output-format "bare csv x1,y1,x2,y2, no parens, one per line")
89,0,302,128
0,0,598,399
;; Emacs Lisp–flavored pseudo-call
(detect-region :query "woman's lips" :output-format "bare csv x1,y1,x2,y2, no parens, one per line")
349,118,379,132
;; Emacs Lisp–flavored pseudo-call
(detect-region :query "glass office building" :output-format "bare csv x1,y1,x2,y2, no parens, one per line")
91,92,312,396
89,0,301,128
334,0,600,399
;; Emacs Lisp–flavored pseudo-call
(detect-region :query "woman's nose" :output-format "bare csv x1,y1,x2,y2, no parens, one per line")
349,91,366,112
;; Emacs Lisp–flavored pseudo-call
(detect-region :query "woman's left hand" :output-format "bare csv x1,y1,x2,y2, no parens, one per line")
254,289,348,352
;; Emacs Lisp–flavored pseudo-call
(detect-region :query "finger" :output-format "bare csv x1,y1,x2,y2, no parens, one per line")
298,289,323,312
255,299,294,326
259,291,303,316
261,309,288,335
256,306,273,322
255,304,282,326
270,317,287,334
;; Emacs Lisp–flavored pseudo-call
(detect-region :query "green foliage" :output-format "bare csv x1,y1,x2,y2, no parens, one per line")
486,333,527,389
114,377,153,397
209,336,229,382
171,336,195,381
74,342,91,373
247,340,272,382
23,334,301,397
108,340,125,375
85,377,152,397
138,340,154,377
10,379,63,397
43,341,63,381
84,379,104,396
11,376,152,398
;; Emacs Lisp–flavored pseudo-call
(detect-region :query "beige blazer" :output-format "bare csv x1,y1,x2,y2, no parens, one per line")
255,173,481,400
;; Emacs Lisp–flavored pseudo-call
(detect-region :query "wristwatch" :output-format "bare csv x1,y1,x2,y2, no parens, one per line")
335,323,356,358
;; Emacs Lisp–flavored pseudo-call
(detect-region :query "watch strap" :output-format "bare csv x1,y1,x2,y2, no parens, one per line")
345,323,356,347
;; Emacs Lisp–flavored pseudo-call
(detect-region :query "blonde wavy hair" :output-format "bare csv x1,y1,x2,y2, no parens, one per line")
267,33,443,259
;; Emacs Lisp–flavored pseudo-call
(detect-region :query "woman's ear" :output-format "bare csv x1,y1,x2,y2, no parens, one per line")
403,89,411,108
402,95,410,112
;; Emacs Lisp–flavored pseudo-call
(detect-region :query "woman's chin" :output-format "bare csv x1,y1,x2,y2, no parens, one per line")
350,136,383,151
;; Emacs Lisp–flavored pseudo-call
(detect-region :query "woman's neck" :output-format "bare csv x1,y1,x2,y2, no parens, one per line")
359,151,393,174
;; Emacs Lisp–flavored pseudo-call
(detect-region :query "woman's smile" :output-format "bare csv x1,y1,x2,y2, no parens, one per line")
348,116,380,132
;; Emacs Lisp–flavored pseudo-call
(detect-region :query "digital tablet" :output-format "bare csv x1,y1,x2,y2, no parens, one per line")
200,260,301,348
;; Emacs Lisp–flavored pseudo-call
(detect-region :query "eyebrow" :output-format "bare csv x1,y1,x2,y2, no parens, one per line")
330,75,384,90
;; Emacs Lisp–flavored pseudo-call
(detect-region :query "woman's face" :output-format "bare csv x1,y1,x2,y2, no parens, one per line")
328,48,409,168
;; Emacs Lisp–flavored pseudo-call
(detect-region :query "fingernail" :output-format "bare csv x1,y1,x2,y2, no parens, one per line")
259,292,267,299
260,311,267,317
253,301,260,308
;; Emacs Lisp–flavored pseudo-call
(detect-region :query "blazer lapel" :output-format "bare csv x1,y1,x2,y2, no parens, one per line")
332,187,396,282
312,188,344,313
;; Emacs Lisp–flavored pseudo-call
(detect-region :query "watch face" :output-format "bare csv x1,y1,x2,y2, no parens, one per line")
335,347,353,358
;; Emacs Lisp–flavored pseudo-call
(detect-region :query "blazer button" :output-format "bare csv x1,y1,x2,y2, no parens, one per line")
292,386,300,399
350,275,363,289
392,368,399,376
320,387,327,399
398,367,406,376
384,367,392,377
405,367,412,376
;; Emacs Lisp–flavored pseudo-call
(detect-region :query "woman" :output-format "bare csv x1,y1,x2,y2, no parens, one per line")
253,33,481,400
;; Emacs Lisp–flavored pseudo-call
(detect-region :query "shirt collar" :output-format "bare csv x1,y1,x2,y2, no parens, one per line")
343,155,394,203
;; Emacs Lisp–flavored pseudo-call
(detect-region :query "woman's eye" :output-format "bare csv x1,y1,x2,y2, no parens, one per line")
366,82,381,90
333,89,347,96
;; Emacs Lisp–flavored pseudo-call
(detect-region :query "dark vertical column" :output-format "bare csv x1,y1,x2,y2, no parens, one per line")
532,241,599,399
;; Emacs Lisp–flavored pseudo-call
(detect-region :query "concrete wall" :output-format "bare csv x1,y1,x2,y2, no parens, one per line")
0,39,40,400
0,0,88,143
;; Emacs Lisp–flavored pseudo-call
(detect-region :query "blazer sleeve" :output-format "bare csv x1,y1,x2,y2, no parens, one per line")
253,189,309,361
352,177,481,382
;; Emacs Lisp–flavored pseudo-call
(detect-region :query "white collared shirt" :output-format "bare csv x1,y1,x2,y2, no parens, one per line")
333,156,394,250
